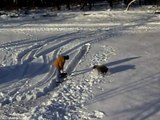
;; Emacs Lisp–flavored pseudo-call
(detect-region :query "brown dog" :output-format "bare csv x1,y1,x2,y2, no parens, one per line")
93,65,108,75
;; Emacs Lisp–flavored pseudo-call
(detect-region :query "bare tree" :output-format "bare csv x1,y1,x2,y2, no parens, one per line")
125,0,136,11
80,0,94,10
108,0,113,8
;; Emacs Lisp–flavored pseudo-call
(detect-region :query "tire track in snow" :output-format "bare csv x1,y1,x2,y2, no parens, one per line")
16,32,84,64
0,32,77,48
35,37,78,58
17,44,42,64
87,72,160,105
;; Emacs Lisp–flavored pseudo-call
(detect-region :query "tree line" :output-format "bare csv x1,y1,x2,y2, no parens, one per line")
0,0,159,10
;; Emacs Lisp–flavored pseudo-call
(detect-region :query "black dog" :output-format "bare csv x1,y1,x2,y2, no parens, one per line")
93,65,108,75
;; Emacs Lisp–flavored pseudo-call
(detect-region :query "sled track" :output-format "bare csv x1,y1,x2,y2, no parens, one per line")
1,30,107,106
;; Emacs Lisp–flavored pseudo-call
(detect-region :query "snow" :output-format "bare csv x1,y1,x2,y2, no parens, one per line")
0,6,160,120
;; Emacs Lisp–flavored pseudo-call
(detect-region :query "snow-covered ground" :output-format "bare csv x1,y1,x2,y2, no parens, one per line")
0,7,160,120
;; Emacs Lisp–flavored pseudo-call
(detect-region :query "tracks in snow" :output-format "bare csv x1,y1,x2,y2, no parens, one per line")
0,31,95,106
0,26,117,120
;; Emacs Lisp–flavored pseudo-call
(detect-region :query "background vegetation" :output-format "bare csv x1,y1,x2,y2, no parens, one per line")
0,0,159,10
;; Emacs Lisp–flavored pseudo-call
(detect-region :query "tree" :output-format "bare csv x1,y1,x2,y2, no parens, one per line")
108,0,113,8
80,0,94,10
125,0,136,11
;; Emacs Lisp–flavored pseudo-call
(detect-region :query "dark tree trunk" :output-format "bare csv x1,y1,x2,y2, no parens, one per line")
55,0,61,10
80,0,94,10
66,0,71,10
108,0,113,8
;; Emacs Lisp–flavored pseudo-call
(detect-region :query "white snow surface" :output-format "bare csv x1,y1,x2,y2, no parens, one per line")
0,7,160,120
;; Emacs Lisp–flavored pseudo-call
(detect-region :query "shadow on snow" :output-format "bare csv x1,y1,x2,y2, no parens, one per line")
72,56,140,76
0,62,50,84
116,97,160,120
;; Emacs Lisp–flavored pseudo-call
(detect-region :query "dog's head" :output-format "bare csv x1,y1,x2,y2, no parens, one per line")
93,65,108,74
93,65,98,69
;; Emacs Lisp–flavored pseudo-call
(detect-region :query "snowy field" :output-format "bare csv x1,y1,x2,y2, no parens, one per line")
0,7,160,120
